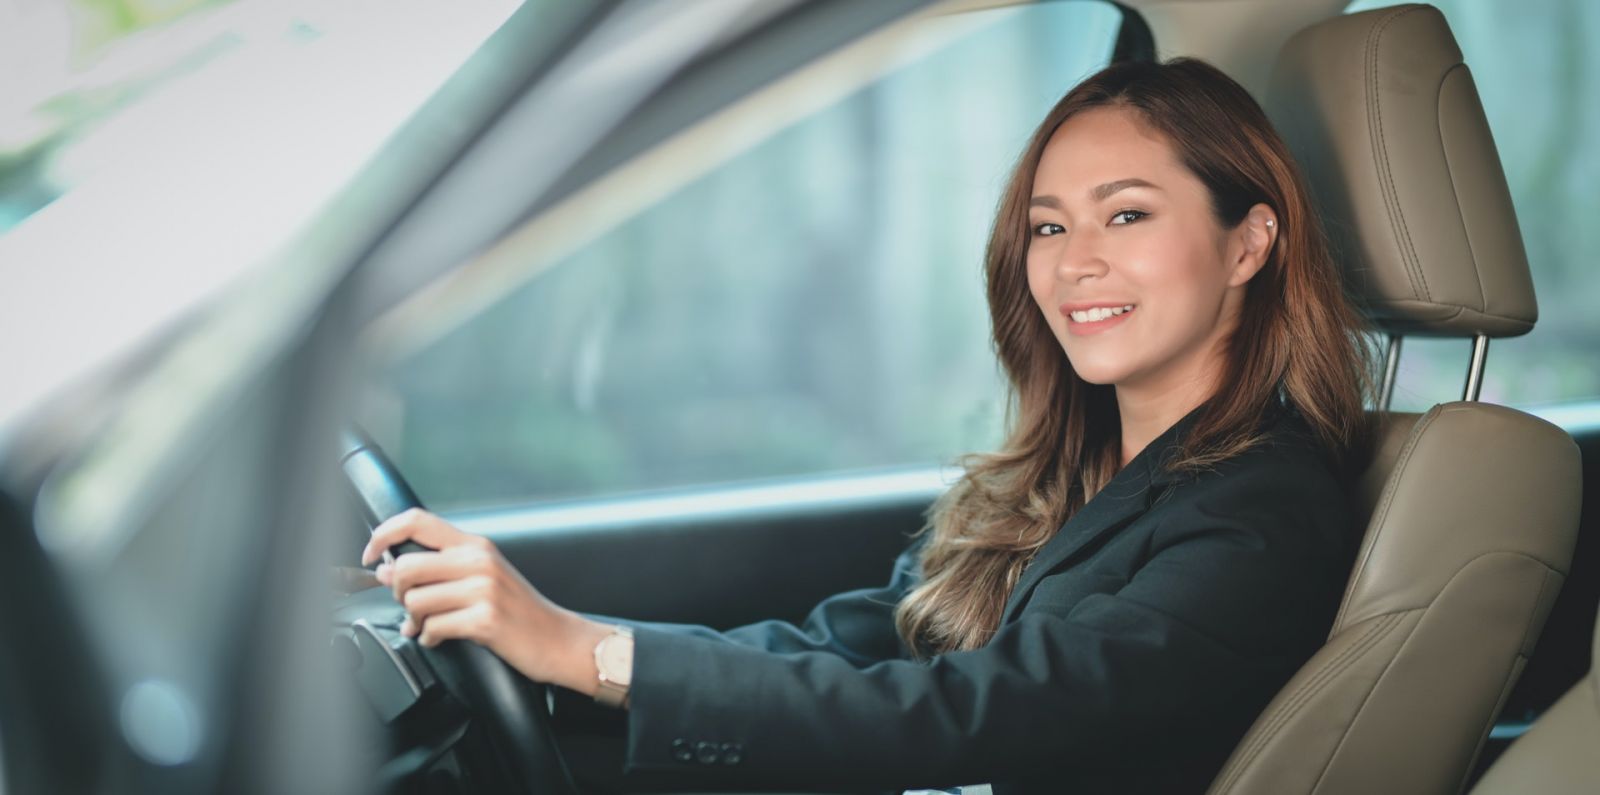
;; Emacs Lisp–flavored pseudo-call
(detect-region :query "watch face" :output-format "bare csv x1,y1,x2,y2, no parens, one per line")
599,635,633,686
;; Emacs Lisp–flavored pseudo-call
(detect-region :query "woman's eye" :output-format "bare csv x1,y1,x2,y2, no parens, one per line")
1032,222,1066,237
1110,209,1148,225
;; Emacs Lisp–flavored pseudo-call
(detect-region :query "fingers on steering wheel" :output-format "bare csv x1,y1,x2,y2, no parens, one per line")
388,550,486,599
398,576,493,636
363,508,457,566
415,603,494,647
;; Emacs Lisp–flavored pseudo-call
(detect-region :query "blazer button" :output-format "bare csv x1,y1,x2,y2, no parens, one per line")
694,740,720,765
670,738,693,763
720,742,743,765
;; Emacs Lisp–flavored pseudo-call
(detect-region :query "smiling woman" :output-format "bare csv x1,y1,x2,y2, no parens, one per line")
1012,57,1369,466
360,55,1377,794
1027,111,1273,433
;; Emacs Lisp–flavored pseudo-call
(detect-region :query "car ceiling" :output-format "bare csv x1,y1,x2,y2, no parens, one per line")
960,0,1353,95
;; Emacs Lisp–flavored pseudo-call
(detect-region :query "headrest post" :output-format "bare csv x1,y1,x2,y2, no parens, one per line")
1379,335,1403,412
1463,334,1490,402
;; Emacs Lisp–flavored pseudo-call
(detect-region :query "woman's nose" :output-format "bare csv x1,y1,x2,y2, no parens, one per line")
1054,234,1109,282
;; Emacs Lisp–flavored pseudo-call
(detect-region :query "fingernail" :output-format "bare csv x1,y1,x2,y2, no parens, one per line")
375,563,391,584
400,617,414,636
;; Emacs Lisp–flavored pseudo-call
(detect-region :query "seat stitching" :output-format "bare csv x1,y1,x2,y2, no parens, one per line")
1341,549,1570,631
1586,675,1599,722
1220,549,1562,793
1213,611,1407,793
1310,553,1557,792
1306,613,1425,792
1515,567,1561,654
1433,62,1491,315
1333,404,1573,621
1368,6,1432,303
1455,648,1528,795
1213,613,1402,793
1333,405,1440,630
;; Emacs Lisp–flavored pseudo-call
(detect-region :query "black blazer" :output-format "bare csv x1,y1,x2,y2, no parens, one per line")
559,405,1356,794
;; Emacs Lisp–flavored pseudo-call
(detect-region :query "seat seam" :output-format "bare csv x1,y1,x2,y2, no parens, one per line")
1213,611,1408,793
1218,544,1555,794
1515,566,1562,654
1458,651,1530,794
1215,613,1402,793
1337,407,1572,631
1310,553,1554,793
1434,62,1490,314
1333,405,1440,630
1341,550,1572,631
1368,5,1432,303
1586,674,1599,721
1453,564,1560,792
1307,613,1424,793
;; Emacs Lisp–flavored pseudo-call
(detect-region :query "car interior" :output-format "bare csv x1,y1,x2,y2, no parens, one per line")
1211,6,1580,791
0,1,1595,794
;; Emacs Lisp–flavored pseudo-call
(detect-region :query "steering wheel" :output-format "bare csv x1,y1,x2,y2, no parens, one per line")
338,427,579,794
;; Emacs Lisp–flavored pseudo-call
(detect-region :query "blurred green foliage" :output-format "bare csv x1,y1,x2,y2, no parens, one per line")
70,0,229,56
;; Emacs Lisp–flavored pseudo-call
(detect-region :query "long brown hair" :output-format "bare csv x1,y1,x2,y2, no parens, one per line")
894,57,1374,659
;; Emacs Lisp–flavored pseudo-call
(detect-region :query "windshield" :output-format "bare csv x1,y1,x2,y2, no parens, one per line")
1,0,522,232
0,0,524,431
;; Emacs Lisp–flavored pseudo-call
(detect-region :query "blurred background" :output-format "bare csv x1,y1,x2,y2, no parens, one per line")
3,0,1596,517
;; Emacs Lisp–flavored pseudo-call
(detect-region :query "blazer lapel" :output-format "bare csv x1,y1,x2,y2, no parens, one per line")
1000,462,1156,623
999,408,1204,624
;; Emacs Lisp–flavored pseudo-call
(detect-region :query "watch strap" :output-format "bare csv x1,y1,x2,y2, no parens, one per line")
594,625,634,709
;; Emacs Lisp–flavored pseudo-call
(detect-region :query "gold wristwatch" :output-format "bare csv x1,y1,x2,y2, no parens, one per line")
593,624,634,708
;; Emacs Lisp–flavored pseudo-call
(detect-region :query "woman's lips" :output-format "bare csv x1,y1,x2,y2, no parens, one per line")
1061,304,1135,336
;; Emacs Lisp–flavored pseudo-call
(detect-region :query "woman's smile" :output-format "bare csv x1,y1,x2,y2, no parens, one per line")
1060,302,1136,335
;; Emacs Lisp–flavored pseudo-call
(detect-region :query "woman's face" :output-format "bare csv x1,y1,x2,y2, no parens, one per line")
1025,106,1273,400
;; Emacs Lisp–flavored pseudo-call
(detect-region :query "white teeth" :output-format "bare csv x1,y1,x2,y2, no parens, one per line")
1069,305,1135,323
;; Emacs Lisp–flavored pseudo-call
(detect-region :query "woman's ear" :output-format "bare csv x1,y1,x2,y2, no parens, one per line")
1227,203,1278,287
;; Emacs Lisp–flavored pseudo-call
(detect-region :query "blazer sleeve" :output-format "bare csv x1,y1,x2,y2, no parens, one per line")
573,535,925,667
616,456,1351,792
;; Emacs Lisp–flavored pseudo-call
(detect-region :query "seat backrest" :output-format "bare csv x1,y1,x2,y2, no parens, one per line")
1468,599,1600,794
1207,6,1584,794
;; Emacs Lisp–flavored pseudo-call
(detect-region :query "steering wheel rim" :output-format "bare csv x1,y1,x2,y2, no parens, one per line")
340,427,578,794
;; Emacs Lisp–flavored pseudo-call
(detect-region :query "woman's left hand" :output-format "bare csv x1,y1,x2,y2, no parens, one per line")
360,508,611,694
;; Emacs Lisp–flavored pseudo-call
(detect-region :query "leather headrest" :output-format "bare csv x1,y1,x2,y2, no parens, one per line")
1267,4,1537,338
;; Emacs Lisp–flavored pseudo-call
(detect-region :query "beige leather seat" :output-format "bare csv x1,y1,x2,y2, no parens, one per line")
1468,607,1600,793
1207,6,1584,794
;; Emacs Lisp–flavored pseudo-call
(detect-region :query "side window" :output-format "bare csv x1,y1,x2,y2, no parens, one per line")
368,3,1123,510
1348,0,1600,412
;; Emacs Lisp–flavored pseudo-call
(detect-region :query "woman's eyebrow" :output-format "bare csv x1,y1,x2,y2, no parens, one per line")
1091,177,1160,201
1030,178,1162,210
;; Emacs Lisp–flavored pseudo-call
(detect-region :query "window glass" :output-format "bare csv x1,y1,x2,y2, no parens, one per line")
0,0,522,232
371,3,1123,510
1346,0,1600,411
